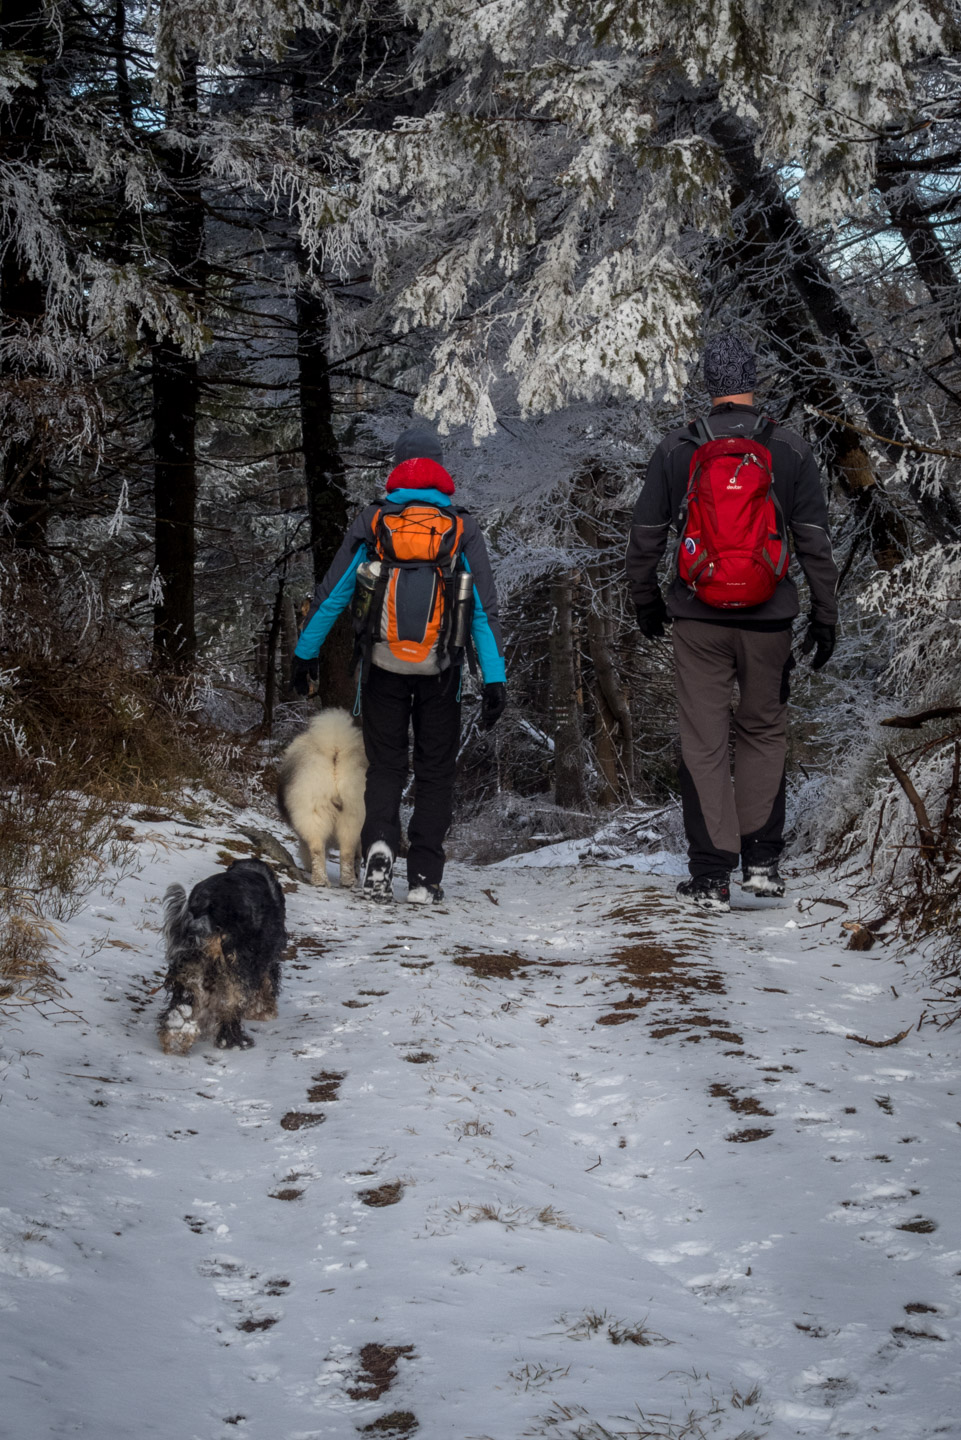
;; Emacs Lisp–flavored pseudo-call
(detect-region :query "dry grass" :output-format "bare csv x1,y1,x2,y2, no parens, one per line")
0,770,141,1012
523,1397,767,1440
554,1309,672,1348
0,781,137,919
444,1200,577,1231
508,1360,571,1391
0,907,62,1015
0,560,271,1014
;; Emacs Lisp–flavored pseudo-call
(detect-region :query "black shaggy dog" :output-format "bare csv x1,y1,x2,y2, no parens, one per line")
157,858,287,1055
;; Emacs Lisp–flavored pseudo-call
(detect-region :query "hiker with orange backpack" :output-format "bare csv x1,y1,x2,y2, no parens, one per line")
626,335,839,912
291,426,507,905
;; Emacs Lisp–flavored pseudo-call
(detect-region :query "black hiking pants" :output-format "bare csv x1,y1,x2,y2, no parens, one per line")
360,663,461,888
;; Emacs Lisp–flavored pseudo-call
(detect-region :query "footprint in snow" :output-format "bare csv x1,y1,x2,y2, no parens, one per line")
830,1183,920,1221
225,1098,272,1130
891,1319,950,1343
197,1256,289,1335
0,1248,66,1282
795,1367,858,1408
184,1200,228,1236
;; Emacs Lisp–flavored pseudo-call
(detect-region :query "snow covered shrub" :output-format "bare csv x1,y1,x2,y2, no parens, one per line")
0,776,129,922
863,545,961,701
0,909,61,1016
813,546,961,1019
341,0,949,438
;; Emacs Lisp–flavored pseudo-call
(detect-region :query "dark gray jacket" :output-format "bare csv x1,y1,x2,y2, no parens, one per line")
626,403,839,627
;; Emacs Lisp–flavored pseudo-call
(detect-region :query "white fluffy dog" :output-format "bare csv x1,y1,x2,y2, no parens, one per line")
277,708,367,887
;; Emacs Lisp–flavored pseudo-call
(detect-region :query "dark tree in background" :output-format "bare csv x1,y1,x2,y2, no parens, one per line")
1,0,54,554
151,51,205,673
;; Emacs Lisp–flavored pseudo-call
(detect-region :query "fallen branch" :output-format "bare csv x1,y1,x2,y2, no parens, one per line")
880,706,961,729
886,752,938,860
235,826,303,879
845,1025,913,1047
61,1073,121,1082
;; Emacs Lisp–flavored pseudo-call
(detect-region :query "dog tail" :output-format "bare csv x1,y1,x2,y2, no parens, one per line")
276,752,295,828
163,882,213,959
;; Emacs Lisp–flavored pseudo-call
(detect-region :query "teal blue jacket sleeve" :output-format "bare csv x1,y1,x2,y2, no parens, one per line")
461,517,506,684
294,509,374,658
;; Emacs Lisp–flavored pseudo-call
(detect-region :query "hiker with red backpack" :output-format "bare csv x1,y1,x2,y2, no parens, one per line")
626,335,839,912
291,426,507,905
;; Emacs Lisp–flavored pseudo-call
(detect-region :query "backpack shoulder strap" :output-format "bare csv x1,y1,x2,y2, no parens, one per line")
691,416,714,446
752,415,776,446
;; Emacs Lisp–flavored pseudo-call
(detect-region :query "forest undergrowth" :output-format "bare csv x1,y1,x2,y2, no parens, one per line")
0,560,269,1012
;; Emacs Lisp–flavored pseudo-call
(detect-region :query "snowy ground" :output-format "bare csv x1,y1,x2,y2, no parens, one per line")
1,806,960,1440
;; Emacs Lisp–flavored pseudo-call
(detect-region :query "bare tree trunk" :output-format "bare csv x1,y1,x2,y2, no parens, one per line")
152,52,203,673
263,577,285,731
289,48,354,710
585,611,621,806
152,336,198,670
575,470,635,802
281,592,299,701
549,572,587,809
294,275,354,707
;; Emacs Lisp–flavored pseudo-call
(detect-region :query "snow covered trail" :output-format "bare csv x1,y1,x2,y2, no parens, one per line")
1,812,960,1440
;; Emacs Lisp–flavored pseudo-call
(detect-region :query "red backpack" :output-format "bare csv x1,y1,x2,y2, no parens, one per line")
676,415,789,608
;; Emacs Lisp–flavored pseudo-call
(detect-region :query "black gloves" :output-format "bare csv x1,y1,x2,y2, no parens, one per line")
635,593,669,639
291,655,319,697
801,619,836,671
480,682,507,731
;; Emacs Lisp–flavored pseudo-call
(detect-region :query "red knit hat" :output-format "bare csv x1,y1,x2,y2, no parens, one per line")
385,456,456,495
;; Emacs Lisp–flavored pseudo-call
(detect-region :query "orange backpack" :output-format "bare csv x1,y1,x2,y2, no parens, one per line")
362,500,466,672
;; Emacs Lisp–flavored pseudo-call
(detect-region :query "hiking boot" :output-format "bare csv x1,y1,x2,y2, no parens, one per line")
741,863,785,898
407,881,444,906
676,875,731,913
362,841,394,903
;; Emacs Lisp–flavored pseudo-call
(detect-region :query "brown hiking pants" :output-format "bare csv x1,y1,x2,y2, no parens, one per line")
672,620,794,879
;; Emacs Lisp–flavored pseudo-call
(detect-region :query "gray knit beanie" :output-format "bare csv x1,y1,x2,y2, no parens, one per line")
393,425,444,465
703,334,756,398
